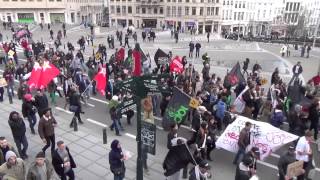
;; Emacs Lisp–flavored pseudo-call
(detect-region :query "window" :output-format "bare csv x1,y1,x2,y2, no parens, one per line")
160,7,164,14
116,6,121,13
207,7,210,15
296,3,300,11
136,7,140,14
186,0,189,2
111,5,115,13
154,8,158,14
167,6,171,16
235,1,237,8
285,3,289,11
238,12,240,20
128,6,132,13
231,0,232,5
173,0,176,2
263,10,266,18
227,1,229,5
289,3,293,11
178,7,182,17
239,1,241,8
223,0,225,5
215,7,219,15
216,0,219,3
243,2,245,8
234,12,236,20
178,0,182,2
208,0,211,2
185,7,189,15
200,7,203,16
192,7,196,15
172,7,176,17
167,0,170,2
257,10,260,19
148,8,152,14
122,6,126,14
142,7,146,14
201,0,204,2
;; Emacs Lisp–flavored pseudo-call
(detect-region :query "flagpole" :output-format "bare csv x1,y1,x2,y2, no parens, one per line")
80,79,94,97
184,143,197,165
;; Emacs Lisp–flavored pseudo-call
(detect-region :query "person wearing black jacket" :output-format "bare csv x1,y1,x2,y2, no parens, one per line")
235,155,253,180
277,146,296,180
8,111,28,159
167,123,178,150
34,89,49,118
308,99,319,140
109,139,126,180
68,88,84,128
52,141,76,180
22,94,37,134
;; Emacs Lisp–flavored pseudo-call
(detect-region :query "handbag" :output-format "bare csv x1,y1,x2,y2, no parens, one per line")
69,105,78,113
112,163,125,175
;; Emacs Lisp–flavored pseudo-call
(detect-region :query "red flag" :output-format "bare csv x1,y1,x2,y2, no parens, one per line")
27,62,42,89
38,61,60,89
94,65,107,95
132,49,142,76
169,56,184,74
116,47,125,62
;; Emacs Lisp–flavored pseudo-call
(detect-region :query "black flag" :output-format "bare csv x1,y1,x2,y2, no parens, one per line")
223,62,246,87
154,48,169,65
163,143,194,176
162,87,191,130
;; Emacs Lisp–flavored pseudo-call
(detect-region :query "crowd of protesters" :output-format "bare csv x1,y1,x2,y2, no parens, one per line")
0,21,319,180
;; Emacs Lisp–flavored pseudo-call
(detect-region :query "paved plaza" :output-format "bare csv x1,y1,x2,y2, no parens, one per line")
1,24,320,180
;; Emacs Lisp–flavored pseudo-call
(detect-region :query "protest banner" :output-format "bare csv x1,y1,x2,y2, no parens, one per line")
287,161,304,178
216,115,299,159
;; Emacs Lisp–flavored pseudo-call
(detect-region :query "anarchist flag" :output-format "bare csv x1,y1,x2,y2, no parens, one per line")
163,143,195,176
223,62,246,87
154,48,169,65
162,87,191,129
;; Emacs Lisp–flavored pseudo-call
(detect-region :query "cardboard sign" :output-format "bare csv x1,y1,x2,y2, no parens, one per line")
0,78,7,87
8,50,15,57
141,121,156,155
189,98,200,109
287,161,304,178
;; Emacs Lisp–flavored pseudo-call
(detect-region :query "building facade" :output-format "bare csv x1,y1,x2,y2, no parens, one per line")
109,0,222,34
0,0,104,24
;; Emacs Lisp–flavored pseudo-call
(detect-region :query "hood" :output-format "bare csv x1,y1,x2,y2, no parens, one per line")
9,111,20,121
111,139,119,150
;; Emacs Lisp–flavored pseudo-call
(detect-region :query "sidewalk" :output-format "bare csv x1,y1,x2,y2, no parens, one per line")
0,96,166,180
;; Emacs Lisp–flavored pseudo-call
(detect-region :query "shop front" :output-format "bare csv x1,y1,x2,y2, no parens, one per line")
143,19,157,28
50,13,65,23
17,13,35,23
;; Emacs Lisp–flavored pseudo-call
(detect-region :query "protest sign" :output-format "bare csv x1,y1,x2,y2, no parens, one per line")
216,115,299,159
0,78,7,87
287,161,304,178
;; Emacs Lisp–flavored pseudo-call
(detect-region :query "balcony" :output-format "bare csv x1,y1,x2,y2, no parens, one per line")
137,0,163,6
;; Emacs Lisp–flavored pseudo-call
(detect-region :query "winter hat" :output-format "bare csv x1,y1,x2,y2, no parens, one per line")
5,151,17,162
197,106,207,112
199,159,210,169
112,95,119,102
24,94,32,101
35,152,45,158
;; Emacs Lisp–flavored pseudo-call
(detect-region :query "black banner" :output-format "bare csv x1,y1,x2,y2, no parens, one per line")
116,97,136,115
141,121,156,155
154,48,169,65
162,87,191,130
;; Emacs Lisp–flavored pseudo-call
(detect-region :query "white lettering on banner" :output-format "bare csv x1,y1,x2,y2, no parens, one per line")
216,115,299,159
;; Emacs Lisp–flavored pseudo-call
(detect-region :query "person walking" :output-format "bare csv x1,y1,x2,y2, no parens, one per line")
68,87,84,128
195,42,201,58
0,151,26,180
207,32,210,43
26,152,54,180
110,99,122,136
288,61,303,85
234,155,254,180
8,111,28,160
0,137,19,165
295,130,313,180
34,89,49,118
233,121,252,165
38,108,57,155
277,146,297,180
52,141,76,180
109,140,126,180
174,31,179,43
124,34,130,48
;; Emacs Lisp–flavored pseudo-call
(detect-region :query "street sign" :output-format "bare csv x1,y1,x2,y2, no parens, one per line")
117,97,136,115
141,121,156,155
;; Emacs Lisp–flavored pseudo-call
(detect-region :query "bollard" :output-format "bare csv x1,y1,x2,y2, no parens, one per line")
103,128,107,144
73,116,78,132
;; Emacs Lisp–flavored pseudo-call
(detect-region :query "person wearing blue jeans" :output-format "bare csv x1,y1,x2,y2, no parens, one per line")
27,114,37,134
233,121,252,165
110,106,122,136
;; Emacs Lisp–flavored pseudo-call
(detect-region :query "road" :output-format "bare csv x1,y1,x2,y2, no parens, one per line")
1,24,320,179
